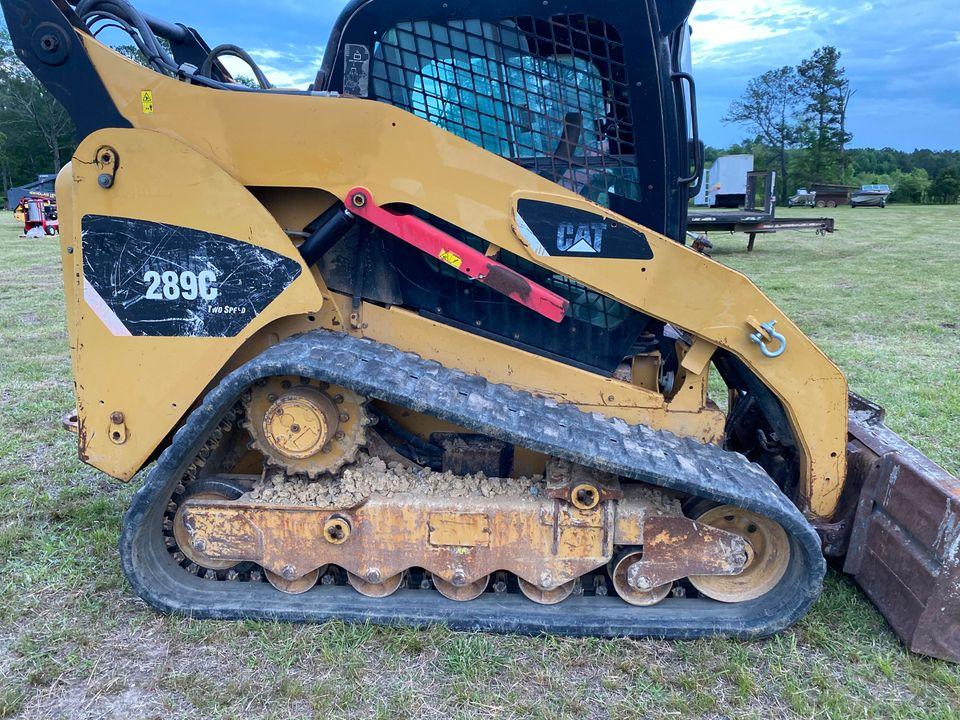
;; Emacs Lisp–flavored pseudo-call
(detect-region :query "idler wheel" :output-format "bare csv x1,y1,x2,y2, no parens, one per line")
688,505,790,603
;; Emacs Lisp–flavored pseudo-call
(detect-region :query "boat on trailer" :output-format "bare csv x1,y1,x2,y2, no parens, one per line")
851,184,891,208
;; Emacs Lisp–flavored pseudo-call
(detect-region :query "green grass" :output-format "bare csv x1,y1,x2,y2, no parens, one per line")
0,205,958,718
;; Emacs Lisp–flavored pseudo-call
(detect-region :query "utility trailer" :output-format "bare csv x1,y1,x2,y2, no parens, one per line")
693,154,754,208
809,183,857,209
689,172,835,251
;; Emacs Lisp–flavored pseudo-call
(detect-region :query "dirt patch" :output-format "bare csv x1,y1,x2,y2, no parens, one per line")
12,621,174,720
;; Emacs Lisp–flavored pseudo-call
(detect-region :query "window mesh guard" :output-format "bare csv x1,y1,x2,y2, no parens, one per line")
372,15,641,207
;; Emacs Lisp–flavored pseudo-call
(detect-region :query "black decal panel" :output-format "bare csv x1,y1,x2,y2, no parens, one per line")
81,215,301,338
343,44,370,97
516,199,654,260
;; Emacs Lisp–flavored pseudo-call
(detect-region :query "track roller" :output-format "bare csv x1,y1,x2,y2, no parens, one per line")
347,571,405,598
266,567,322,595
433,574,490,602
610,549,673,607
518,578,577,605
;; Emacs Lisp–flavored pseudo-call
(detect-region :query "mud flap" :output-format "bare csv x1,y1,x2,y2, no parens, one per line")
843,394,960,662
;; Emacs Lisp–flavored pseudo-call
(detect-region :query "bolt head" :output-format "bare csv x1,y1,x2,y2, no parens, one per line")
365,568,382,584
281,565,297,581
97,173,113,189
451,570,467,587
39,34,59,52
633,575,653,591
110,411,124,424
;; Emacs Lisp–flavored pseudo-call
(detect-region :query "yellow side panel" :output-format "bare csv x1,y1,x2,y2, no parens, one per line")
63,129,324,480
81,40,848,517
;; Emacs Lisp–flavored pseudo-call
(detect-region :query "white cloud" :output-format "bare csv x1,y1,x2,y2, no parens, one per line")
690,0,824,61
688,0,871,66
248,48,285,61
220,45,326,89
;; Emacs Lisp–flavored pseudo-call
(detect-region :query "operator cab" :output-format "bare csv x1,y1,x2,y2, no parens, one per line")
317,0,701,241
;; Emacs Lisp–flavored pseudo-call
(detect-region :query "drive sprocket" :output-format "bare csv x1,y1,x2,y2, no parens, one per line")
242,376,370,478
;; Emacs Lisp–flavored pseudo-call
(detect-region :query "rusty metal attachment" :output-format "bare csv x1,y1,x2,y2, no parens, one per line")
172,489,242,572
570,484,601,510
323,515,352,545
95,145,119,189
626,514,751,592
108,410,128,445
687,506,789,603
61,409,80,434
173,476,771,607
545,459,624,507
243,377,369,477
842,394,960,663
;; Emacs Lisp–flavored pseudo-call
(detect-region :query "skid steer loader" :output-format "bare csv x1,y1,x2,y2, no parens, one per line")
4,0,958,660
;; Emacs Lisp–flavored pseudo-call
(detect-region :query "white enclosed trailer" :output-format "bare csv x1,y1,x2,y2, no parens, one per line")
694,154,755,208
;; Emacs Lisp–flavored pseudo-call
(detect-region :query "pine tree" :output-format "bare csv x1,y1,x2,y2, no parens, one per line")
796,46,852,184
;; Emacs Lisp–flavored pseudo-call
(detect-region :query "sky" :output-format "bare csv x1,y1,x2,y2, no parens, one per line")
98,0,959,151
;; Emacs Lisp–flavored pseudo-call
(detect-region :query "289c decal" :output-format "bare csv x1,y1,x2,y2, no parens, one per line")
143,269,219,301
82,214,302,337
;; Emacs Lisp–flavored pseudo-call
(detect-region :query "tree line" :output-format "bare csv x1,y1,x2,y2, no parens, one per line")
0,29,957,206
0,30,75,200
722,46,960,204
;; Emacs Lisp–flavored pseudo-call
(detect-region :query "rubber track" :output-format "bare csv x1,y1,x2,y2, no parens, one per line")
120,330,825,638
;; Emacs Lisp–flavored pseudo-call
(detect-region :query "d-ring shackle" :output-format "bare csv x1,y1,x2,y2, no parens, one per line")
750,320,787,359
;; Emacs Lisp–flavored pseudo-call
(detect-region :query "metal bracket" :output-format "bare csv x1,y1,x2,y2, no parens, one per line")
108,411,128,445
626,516,748,590
96,146,120,189
545,459,623,510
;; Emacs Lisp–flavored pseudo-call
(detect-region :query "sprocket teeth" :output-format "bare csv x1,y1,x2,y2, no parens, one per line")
241,377,371,479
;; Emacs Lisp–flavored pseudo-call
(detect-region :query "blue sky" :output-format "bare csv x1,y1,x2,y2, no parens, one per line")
106,0,958,151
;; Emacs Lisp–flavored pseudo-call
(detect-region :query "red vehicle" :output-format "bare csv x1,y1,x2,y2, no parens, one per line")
17,195,59,237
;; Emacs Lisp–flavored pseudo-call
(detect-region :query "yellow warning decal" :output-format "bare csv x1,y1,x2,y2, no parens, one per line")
439,249,462,269
140,90,154,114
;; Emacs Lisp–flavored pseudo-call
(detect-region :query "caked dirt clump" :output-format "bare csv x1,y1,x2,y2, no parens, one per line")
243,453,544,509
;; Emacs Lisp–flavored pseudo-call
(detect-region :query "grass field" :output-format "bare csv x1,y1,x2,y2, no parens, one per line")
0,205,958,719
